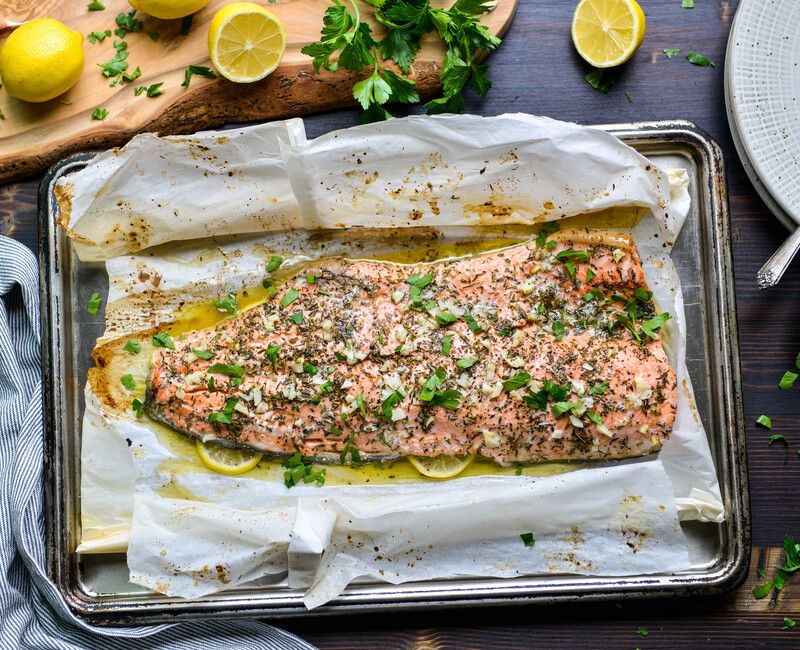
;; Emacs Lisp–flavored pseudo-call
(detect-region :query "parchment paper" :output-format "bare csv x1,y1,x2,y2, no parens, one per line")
64,114,724,609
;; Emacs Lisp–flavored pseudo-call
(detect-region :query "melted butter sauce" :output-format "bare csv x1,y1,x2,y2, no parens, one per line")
135,216,645,485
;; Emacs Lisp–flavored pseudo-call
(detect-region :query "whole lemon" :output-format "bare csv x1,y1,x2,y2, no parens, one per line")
129,0,210,20
0,18,85,103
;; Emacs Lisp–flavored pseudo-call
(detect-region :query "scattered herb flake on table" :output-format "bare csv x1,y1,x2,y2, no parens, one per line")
768,433,788,446
520,532,535,547
779,370,798,390
784,617,797,630
181,14,193,36
115,9,142,38
625,91,633,103
87,292,102,314
636,626,649,637
88,30,112,44
682,0,695,7
91,107,108,121
686,52,715,67
585,68,617,94
752,535,800,599
87,0,105,10
756,415,773,429
664,48,681,58
182,64,217,87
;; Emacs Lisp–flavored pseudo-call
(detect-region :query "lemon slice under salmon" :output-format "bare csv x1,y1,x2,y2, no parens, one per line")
571,0,646,68
408,455,474,479
208,2,286,83
196,439,262,475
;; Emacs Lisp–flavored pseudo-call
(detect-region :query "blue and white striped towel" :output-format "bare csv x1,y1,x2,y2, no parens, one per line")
0,236,315,650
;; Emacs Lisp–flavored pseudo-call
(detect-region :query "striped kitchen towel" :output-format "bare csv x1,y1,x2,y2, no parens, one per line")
0,236,315,650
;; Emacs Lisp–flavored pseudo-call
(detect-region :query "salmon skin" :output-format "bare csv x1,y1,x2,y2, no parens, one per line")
145,229,677,465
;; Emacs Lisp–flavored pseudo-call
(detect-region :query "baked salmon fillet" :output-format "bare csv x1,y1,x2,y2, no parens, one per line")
145,228,677,465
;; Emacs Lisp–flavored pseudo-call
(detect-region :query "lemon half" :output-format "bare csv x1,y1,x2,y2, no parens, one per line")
0,18,85,103
196,439,262,475
408,455,474,479
571,0,646,69
129,0,210,20
208,2,286,83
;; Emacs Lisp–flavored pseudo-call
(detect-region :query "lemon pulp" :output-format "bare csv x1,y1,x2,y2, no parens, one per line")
196,439,262,475
408,455,474,479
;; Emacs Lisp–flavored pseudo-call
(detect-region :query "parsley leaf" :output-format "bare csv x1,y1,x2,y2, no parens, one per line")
589,381,609,395
280,288,300,307
135,83,164,98
208,397,239,425
555,249,590,262
208,363,244,378
664,48,682,58
419,367,446,401
87,292,102,315
123,340,141,355
456,357,478,370
193,349,214,360
551,321,565,340
131,398,144,417
182,64,217,87
686,52,715,67
502,371,530,392
426,389,462,409
120,374,136,390
464,312,482,334
282,452,326,488
212,292,238,315
625,91,633,103
756,415,773,429
91,107,109,121
266,343,280,371
780,371,798,390
115,9,142,38
180,14,193,36
585,68,618,94
535,221,559,247
768,433,788,446
784,617,796,630
377,390,404,420
88,30,112,44
636,626,649,637
641,313,671,339
520,532,535,547
152,331,175,350
265,255,283,273
682,0,695,7
442,334,453,356
87,0,105,10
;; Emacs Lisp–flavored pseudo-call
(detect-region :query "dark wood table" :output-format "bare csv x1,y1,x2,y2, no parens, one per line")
3,0,798,646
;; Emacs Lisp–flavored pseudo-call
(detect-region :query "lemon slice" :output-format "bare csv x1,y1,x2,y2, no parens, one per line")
196,439,262,475
408,455,474,479
208,2,286,83
571,0,646,68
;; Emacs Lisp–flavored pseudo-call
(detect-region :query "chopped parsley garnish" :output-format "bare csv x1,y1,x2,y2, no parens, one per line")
208,363,244,378
149,31,160,41
535,221,559,247
515,465,523,476
784,617,797,630
779,371,798,390
87,292,102,315
282,453,326,488
436,310,458,326
306,274,316,284
207,376,215,391
756,415,773,430
419,367,446,401
131,398,144,417
405,273,434,308
551,321,565,340
266,255,283,273
522,389,548,410
555,249,590,262
636,626,648,637
502,371,530,392
378,390,404,420
682,0,695,7
88,30,112,44
290,311,304,325
753,535,800,600
208,397,239,425
585,268,596,282
87,0,105,10
795,351,800,369
634,287,653,302
265,343,280,371
120,374,136,390
586,411,603,426
563,262,576,281
456,357,478,370
520,532,535,547
442,334,453,356
768,434,788,446
625,91,633,103
585,68,617,94
464,312,482,333
339,433,363,467
303,362,318,375
123,340,141,355
193,349,214,360
427,389,462,410
152,331,175,349
182,64,217,88
99,41,130,85
91,107,109,121
135,83,164,97
589,381,609,395
280,288,300,307
552,401,583,418
114,9,142,38
641,313,671,339
664,48,682,58
212,292,238,315
686,52,715,67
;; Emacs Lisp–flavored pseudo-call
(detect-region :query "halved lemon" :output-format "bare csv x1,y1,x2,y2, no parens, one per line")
196,439,262,475
408,455,474,479
208,2,286,83
571,0,646,68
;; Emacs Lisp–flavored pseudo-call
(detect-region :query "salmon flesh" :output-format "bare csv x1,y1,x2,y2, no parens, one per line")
145,229,677,465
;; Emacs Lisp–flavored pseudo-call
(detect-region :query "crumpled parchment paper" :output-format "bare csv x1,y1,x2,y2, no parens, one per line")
65,114,723,609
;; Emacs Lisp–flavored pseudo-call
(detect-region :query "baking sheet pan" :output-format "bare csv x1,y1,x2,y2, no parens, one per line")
39,120,749,624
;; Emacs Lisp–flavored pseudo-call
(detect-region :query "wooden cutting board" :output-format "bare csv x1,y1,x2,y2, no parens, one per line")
0,0,516,183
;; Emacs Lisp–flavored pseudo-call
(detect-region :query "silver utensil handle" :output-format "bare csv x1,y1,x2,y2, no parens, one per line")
757,227,800,289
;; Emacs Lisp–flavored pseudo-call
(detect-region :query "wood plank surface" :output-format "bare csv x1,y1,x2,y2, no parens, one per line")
0,0,515,182
4,0,800,647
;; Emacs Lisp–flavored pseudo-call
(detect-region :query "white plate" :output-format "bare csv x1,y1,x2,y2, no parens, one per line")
725,0,800,230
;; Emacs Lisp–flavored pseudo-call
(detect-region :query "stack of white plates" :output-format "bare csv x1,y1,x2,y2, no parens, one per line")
725,0,800,230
